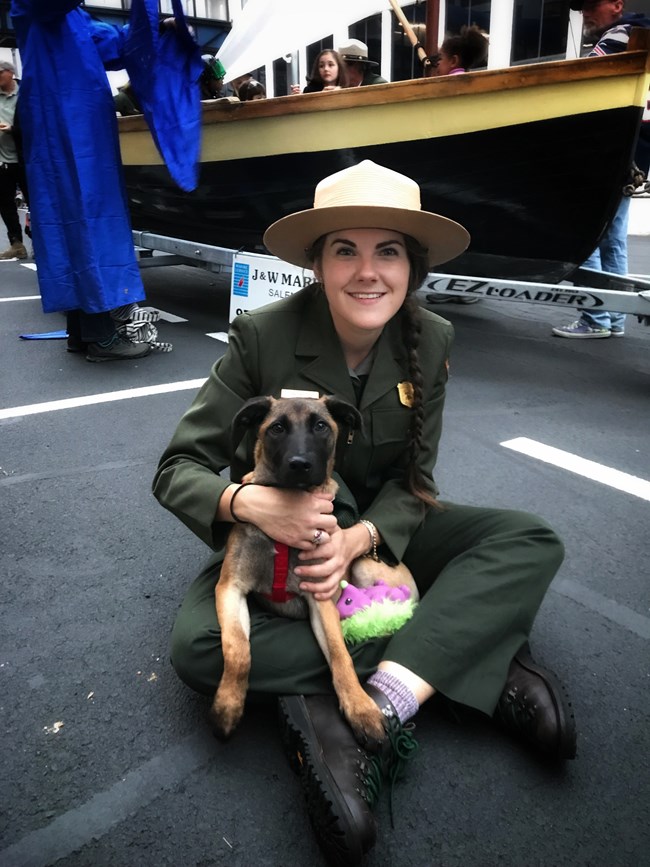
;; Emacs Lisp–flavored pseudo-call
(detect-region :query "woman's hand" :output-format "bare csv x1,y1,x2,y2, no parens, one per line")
295,523,370,601
225,484,337,550
290,83,301,94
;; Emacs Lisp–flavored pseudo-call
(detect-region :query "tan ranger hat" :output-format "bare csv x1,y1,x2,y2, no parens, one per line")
263,160,470,268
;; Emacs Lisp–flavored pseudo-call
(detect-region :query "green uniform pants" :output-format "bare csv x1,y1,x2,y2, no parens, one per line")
170,503,563,715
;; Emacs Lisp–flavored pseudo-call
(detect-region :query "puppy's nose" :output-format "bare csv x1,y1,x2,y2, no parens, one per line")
288,456,312,473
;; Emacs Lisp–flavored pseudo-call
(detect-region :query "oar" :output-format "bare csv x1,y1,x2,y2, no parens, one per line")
388,0,432,71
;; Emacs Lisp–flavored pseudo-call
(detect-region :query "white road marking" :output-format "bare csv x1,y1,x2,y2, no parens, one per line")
21,262,37,270
0,295,40,302
552,577,650,640
155,310,187,323
0,729,215,867
0,379,206,421
501,437,650,502
206,331,229,342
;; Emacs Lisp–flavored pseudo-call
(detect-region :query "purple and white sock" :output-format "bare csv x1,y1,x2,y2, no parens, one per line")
367,669,419,724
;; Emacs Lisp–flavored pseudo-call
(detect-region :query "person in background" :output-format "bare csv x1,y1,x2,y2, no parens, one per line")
552,0,650,339
200,54,235,99
0,59,28,260
116,54,231,115
291,49,349,94
430,24,489,75
230,72,253,97
113,80,141,116
154,159,576,867
337,38,387,86
10,1,157,361
12,1,202,361
238,79,266,101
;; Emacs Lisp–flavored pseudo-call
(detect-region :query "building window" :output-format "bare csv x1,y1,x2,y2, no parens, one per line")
349,13,383,69
391,3,426,82
446,0,491,36
273,57,290,96
512,0,570,63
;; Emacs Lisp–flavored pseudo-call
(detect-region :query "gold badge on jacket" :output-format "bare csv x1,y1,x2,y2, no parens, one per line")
397,381,414,407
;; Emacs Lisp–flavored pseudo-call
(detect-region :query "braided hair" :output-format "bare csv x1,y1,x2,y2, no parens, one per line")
307,233,441,510
401,235,441,509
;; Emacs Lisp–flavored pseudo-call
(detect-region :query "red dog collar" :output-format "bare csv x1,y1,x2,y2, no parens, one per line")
261,543,297,603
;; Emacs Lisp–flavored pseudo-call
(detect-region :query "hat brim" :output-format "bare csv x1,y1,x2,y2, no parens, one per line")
263,205,470,268
342,56,379,67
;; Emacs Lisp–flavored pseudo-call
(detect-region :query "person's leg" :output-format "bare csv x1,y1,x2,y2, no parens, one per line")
66,309,114,352
78,309,152,362
597,195,630,334
384,503,563,714
599,196,630,276
377,502,575,754
65,310,84,352
0,163,26,258
578,196,630,332
66,309,152,361
578,245,612,330
77,310,118,344
16,161,29,209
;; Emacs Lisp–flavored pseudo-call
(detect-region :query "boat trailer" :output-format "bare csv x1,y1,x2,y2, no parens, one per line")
132,230,650,323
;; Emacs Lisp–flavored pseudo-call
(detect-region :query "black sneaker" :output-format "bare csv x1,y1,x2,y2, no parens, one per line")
278,692,417,866
85,334,152,363
493,642,577,760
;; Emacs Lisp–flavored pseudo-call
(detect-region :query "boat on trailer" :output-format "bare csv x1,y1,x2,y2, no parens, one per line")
118,30,650,287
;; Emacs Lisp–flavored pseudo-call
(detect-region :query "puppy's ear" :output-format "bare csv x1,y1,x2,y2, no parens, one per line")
231,396,273,453
323,396,362,432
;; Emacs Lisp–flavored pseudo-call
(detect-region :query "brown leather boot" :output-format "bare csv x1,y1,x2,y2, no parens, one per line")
279,691,418,865
493,642,577,760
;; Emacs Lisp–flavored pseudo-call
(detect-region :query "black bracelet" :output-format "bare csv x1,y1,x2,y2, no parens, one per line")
229,483,252,523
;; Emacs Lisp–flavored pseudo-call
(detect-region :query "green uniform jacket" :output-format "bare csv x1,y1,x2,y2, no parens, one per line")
153,288,453,563
361,69,388,85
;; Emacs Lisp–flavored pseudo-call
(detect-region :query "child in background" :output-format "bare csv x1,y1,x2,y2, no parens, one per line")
432,24,488,75
238,79,266,101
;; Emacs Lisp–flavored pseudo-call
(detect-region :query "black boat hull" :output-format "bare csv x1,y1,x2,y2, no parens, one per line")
119,45,650,284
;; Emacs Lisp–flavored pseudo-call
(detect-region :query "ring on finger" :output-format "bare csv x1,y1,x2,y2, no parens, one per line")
312,529,324,546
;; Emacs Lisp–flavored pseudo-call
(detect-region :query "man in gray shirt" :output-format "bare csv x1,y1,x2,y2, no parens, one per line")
0,59,27,260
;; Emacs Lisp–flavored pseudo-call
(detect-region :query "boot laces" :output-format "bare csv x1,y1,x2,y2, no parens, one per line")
362,715,418,825
499,686,536,735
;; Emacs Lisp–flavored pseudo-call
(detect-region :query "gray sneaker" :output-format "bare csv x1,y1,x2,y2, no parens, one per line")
86,334,152,362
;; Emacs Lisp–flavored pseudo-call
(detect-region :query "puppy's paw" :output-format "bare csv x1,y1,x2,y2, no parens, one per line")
342,692,386,747
209,690,244,740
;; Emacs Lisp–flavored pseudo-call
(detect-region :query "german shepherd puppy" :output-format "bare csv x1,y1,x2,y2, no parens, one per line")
210,395,416,744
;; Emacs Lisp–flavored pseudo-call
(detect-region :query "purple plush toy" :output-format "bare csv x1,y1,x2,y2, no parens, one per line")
336,580,412,618
336,579,416,643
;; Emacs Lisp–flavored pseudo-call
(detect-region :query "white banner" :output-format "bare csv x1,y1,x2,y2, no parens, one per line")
230,251,315,322
218,0,403,83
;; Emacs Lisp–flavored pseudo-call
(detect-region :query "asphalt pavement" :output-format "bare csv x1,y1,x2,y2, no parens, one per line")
1,242,649,867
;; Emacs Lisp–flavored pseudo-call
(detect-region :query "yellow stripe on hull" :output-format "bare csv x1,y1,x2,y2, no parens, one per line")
119,53,650,168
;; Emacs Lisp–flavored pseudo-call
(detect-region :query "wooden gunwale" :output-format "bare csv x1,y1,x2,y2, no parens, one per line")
118,46,650,135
